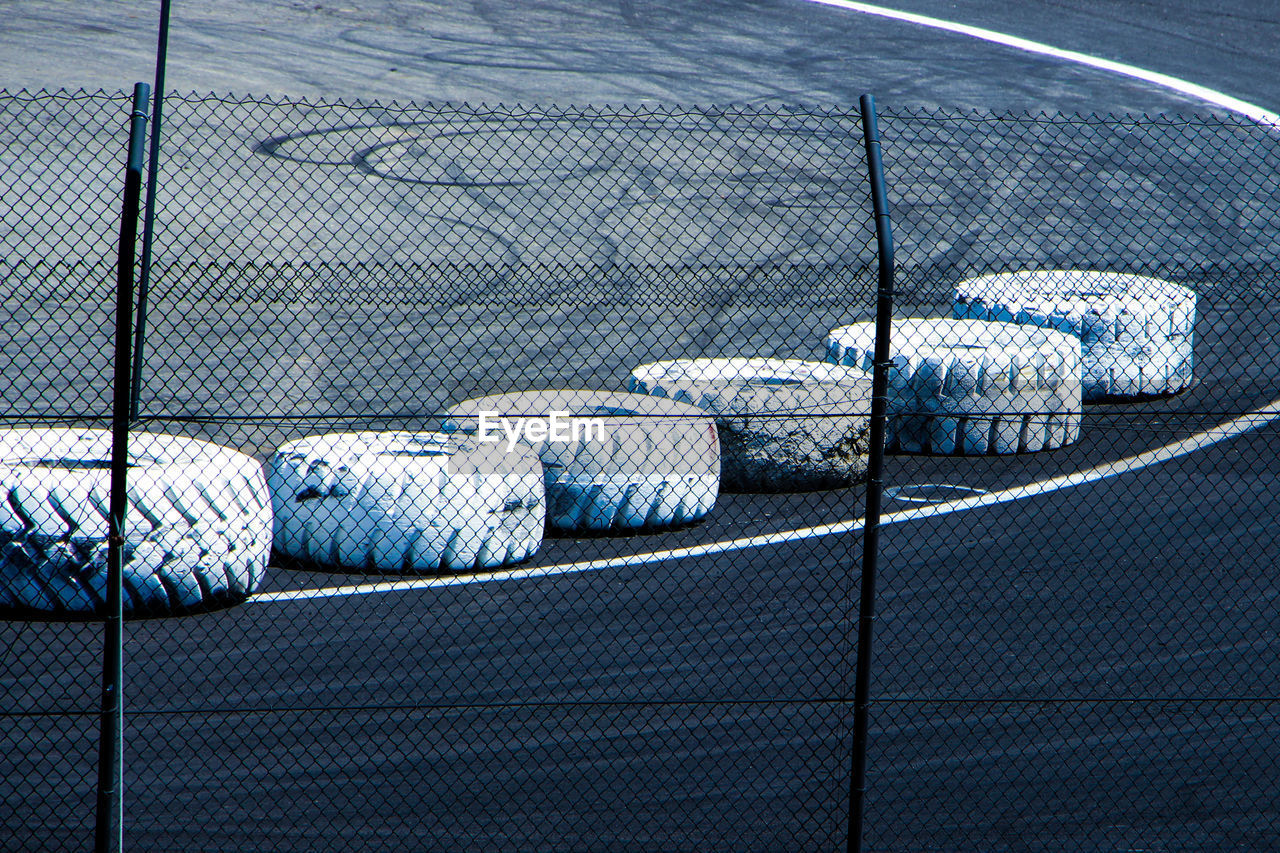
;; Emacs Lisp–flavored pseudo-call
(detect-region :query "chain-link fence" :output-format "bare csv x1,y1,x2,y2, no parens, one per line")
3,89,1279,851
860,108,1280,851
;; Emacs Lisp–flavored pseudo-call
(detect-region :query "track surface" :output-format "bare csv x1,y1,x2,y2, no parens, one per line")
3,2,1280,851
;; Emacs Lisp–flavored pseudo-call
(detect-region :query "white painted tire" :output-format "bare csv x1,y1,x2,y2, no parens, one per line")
0,428,272,618
826,318,1082,455
627,358,872,491
268,432,544,573
442,390,719,532
952,270,1197,400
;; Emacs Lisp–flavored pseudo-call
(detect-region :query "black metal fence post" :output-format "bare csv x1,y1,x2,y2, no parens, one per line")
95,81,150,853
129,0,172,422
847,92,895,853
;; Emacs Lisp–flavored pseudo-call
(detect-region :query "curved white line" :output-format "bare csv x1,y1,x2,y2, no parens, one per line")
254,1,1280,605
802,0,1280,126
255,403,1280,604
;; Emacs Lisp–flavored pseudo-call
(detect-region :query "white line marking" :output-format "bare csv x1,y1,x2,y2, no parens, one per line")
254,404,1280,604
253,2,1280,605
802,0,1280,126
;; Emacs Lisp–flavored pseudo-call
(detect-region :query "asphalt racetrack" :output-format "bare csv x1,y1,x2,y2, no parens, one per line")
3,2,1280,850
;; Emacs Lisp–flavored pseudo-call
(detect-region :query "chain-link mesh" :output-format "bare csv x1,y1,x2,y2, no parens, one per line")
864,109,1280,850
3,90,1279,851
1,90,129,853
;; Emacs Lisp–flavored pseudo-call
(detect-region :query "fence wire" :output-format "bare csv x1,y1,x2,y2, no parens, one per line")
2,89,1278,851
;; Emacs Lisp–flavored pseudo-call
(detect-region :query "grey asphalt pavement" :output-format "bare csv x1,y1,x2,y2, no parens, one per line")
3,2,1280,850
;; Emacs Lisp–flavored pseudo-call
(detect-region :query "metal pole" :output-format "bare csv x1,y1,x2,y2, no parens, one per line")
130,0,172,422
847,93,894,853
95,81,150,853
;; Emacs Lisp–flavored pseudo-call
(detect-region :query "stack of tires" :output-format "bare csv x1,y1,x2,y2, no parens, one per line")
0,428,272,619
627,358,872,491
267,431,546,573
826,318,1083,455
821,269,1197,456
953,270,1197,401
4,267,1197,600
264,389,721,573
443,390,720,532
